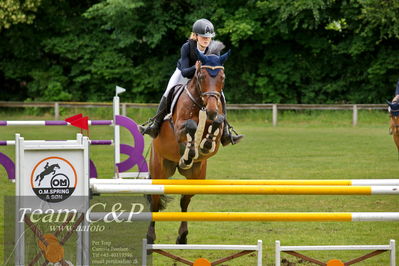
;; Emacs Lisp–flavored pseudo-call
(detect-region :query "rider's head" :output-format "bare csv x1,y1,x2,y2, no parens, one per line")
190,19,215,50
192,19,215,38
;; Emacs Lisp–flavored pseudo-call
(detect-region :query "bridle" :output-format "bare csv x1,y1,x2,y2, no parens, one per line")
185,65,224,110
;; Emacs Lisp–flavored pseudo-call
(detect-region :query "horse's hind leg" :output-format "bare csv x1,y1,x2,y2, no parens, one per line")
147,145,177,245
176,194,193,244
176,161,206,244
147,195,160,245
200,115,224,155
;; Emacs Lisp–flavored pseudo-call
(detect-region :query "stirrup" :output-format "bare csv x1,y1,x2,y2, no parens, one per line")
139,119,154,134
140,123,161,138
139,117,162,137
222,124,244,146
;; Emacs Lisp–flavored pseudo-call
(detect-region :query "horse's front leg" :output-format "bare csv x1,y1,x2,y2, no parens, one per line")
200,115,224,155
178,120,198,170
176,194,194,244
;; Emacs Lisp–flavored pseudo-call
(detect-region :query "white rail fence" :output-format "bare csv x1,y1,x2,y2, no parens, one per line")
0,101,387,126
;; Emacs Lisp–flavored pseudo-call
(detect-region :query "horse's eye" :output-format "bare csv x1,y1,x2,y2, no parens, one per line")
198,74,205,81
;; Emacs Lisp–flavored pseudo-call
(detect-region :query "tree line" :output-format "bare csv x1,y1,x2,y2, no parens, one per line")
1,0,399,104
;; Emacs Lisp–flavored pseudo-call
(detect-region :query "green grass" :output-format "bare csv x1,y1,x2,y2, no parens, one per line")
0,109,398,265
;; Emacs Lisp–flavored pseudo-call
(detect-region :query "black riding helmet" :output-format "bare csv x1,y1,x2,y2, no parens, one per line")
192,18,215,38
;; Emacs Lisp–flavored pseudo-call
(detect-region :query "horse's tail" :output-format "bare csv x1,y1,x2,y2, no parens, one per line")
145,194,173,211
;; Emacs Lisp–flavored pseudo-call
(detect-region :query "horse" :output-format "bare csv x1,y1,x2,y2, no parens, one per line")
35,162,60,186
147,50,230,245
388,101,399,154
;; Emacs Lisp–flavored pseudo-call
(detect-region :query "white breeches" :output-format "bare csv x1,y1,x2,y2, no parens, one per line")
163,68,189,97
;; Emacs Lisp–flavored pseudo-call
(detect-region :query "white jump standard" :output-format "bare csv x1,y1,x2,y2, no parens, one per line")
275,240,396,266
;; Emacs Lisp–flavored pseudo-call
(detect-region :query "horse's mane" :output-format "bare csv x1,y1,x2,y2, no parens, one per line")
206,40,225,56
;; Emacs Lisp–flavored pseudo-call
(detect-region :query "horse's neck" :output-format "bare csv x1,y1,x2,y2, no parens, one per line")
184,78,203,107
186,77,200,97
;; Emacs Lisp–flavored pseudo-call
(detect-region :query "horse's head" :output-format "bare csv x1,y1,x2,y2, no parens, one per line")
195,50,230,120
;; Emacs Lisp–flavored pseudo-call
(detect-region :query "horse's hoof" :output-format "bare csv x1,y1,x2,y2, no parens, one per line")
200,148,210,155
146,235,155,245
188,147,198,160
176,231,188,244
204,140,213,150
179,158,193,170
146,235,155,255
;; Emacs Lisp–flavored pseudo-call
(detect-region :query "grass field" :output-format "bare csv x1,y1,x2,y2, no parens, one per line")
1,109,398,265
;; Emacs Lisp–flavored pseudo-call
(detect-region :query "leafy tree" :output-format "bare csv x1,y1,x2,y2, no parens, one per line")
0,0,42,30
0,0,398,103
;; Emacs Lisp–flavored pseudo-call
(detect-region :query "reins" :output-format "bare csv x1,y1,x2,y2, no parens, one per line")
184,86,205,110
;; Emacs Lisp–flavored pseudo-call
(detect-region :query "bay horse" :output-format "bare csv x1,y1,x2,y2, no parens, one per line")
147,51,230,245
388,101,399,154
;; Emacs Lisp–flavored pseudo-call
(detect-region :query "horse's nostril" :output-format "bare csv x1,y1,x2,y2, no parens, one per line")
206,110,217,120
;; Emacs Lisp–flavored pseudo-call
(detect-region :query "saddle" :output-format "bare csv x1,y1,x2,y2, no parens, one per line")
164,84,185,120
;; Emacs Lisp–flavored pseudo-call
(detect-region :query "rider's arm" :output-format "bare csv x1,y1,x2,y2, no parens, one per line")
178,42,196,78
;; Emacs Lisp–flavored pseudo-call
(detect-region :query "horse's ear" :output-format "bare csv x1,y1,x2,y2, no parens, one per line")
220,49,231,65
196,49,207,64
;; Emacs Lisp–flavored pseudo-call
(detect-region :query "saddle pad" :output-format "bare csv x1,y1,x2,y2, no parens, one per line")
165,84,185,120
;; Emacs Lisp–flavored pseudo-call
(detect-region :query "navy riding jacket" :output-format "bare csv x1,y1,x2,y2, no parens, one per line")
177,39,208,79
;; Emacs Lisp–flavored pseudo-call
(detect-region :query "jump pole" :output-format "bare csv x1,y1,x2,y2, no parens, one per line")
91,184,399,195
88,212,399,222
2,140,113,146
0,120,112,126
90,178,399,186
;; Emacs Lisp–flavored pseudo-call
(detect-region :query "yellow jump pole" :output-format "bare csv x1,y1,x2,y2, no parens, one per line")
92,184,399,195
90,179,399,186
153,179,353,186
151,212,399,222
162,185,376,195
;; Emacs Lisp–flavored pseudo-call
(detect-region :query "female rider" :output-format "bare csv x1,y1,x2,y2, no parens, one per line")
140,19,243,146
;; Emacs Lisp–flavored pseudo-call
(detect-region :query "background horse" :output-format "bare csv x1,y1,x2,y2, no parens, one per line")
147,51,230,244
388,101,399,154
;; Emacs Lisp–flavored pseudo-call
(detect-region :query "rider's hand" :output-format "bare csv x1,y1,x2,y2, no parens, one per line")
195,60,201,69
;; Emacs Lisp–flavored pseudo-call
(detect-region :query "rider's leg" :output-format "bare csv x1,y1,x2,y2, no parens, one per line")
139,96,168,138
140,68,188,138
220,92,244,146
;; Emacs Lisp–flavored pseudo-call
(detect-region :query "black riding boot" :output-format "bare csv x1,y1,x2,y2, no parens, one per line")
220,95,244,146
221,122,244,146
139,96,168,138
